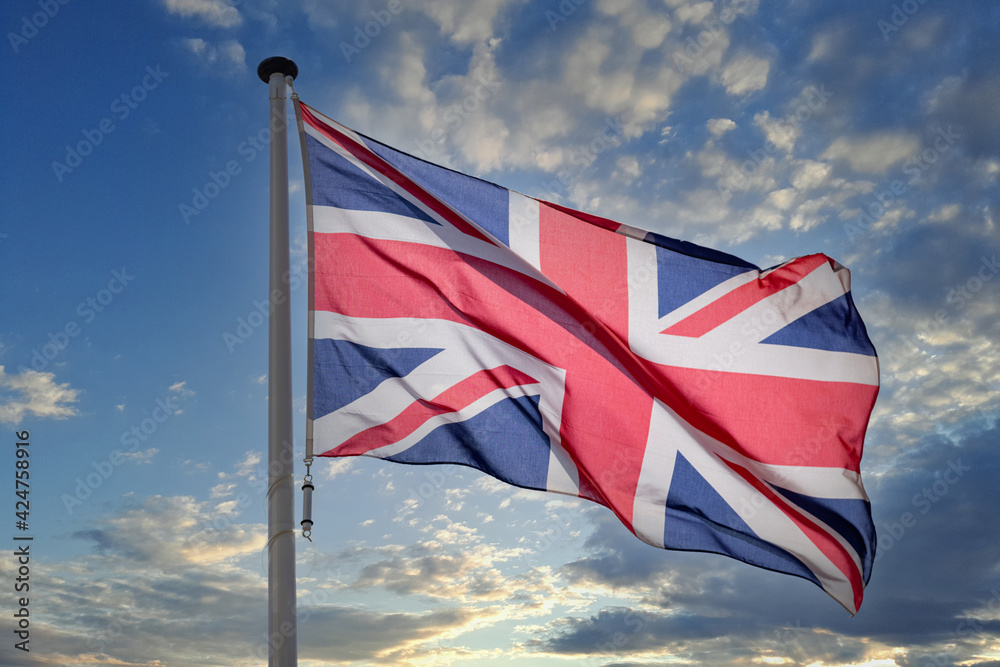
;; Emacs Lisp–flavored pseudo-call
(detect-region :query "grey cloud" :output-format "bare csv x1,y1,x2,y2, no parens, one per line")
299,606,474,663
545,426,1000,664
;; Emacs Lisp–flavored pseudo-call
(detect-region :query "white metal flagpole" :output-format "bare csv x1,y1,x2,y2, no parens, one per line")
257,56,299,667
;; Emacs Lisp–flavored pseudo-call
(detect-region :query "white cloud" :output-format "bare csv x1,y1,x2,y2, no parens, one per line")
696,146,729,179
749,205,785,232
217,451,262,482
219,40,246,68
338,6,686,176
673,1,714,24
382,33,436,109
169,380,195,396
631,14,673,49
120,448,159,465
719,53,770,95
754,110,801,153
454,111,509,173
26,495,280,664
504,87,578,169
790,159,832,191
821,133,921,174
768,188,796,210
182,459,210,473
788,196,830,232
236,451,260,477
927,204,961,223
699,144,778,200
615,155,641,181
111,494,263,566
0,366,78,424
706,118,736,137
683,188,733,224
340,33,514,174
923,74,964,114
322,458,354,481
182,37,246,73
864,293,1000,448
904,14,946,51
210,482,237,499
564,27,684,136
807,23,848,62
725,203,784,240
626,67,686,136
974,158,1000,185
302,0,339,29
446,42,510,173
419,0,522,45
162,0,241,27
670,22,730,76
565,32,633,115
869,205,916,235
598,0,673,49
597,0,631,13
534,147,565,171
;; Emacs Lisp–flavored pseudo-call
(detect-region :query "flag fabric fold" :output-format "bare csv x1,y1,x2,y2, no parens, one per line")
296,100,879,613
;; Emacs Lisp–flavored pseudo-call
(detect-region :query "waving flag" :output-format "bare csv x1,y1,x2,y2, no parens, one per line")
297,101,879,613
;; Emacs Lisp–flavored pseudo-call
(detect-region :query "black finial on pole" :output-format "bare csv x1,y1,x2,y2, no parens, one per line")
257,56,298,83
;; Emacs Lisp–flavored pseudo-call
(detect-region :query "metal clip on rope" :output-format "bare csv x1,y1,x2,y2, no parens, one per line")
301,457,314,541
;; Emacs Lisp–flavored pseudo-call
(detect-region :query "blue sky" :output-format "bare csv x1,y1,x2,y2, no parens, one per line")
1,0,998,665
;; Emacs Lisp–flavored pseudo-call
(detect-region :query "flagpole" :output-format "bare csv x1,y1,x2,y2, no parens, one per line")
258,56,299,667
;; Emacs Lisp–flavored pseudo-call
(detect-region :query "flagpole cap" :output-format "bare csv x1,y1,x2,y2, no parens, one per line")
257,57,298,83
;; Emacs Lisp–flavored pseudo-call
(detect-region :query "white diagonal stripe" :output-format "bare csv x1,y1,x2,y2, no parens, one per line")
703,260,853,343
626,241,877,385
312,206,561,293
634,398,862,613
358,384,541,459
311,312,574,493
509,191,541,272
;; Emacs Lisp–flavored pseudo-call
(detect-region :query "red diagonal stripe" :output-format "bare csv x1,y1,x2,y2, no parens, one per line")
662,254,831,337
330,365,538,457
723,457,863,612
300,103,495,245
543,200,623,234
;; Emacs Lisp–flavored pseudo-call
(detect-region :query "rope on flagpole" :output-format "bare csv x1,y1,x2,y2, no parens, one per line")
264,528,297,551
290,72,312,543
266,473,295,500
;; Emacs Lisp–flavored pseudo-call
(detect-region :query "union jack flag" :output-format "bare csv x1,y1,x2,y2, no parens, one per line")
297,101,879,613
